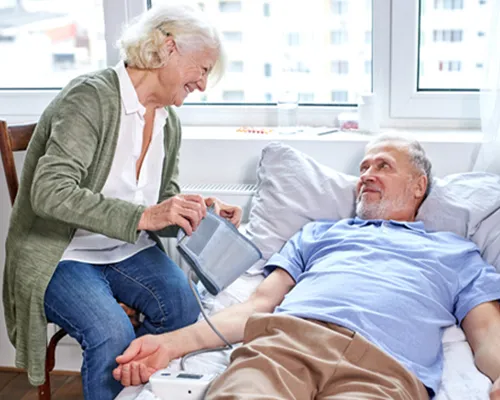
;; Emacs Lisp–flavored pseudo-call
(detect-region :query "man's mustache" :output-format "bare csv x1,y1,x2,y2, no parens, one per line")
357,185,382,200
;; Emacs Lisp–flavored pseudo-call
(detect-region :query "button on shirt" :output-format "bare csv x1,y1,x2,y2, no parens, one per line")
264,218,500,395
61,61,169,264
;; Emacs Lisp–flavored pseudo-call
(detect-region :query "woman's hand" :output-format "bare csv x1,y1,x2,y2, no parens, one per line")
205,197,242,228
113,334,174,386
137,194,206,235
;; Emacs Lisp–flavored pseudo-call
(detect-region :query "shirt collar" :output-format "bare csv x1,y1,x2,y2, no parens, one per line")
114,61,146,117
352,217,426,233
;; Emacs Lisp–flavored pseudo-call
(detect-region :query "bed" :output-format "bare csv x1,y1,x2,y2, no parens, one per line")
117,141,500,400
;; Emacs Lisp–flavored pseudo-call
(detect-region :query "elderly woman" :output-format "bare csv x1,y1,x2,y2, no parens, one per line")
3,4,239,400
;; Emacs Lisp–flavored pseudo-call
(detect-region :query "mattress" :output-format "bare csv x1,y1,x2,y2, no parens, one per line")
115,275,493,400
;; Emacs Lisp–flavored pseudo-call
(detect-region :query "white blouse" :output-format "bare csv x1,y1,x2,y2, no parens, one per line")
60,61,169,264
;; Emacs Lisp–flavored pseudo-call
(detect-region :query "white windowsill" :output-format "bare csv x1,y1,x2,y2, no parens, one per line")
182,126,483,144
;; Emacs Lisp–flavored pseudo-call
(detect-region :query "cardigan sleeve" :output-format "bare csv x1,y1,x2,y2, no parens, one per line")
30,82,145,244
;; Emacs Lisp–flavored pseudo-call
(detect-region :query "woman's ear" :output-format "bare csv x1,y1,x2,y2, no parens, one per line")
164,38,177,55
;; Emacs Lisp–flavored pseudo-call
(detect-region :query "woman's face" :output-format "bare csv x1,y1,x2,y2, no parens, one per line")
159,42,218,107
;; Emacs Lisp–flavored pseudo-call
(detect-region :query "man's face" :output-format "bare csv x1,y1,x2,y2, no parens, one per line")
355,143,426,221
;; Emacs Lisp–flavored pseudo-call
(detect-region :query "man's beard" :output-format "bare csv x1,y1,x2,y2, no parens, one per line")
356,186,412,220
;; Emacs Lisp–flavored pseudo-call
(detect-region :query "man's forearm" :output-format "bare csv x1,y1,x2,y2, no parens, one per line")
164,300,261,360
162,268,295,361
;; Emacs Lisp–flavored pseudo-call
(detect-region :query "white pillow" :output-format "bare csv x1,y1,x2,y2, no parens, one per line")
417,172,500,238
417,172,500,271
244,142,500,274
244,142,358,274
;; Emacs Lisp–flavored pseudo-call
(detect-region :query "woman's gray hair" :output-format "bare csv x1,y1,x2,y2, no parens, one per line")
366,133,433,199
117,2,225,84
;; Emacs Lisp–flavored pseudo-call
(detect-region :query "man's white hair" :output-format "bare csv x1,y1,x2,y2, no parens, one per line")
117,2,225,84
366,133,433,199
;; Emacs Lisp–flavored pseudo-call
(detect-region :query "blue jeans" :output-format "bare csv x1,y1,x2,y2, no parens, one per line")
44,245,199,400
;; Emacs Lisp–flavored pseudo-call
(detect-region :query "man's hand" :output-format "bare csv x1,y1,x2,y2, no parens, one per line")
491,377,500,400
205,197,242,228
113,334,174,386
137,194,206,235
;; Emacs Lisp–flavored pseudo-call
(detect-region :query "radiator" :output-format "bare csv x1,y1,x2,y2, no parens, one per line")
164,183,257,274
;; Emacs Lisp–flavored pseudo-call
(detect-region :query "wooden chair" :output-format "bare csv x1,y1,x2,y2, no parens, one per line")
0,120,139,399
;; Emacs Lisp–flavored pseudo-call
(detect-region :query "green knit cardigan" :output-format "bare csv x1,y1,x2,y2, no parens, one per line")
3,68,182,385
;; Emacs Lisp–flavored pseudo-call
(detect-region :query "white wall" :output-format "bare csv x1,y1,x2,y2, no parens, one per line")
0,131,481,371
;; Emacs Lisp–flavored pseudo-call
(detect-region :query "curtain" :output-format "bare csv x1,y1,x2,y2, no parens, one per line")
473,0,500,173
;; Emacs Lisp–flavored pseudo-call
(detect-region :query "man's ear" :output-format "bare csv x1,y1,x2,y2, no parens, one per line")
414,174,428,200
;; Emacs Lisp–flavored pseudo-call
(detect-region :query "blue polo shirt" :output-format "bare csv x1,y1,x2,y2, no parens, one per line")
264,218,500,396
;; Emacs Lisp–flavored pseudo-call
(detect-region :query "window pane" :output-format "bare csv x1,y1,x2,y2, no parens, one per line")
150,0,372,104
0,0,106,88
418,0,491,90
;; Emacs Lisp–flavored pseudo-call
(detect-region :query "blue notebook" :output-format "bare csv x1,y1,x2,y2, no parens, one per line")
176,209,262,296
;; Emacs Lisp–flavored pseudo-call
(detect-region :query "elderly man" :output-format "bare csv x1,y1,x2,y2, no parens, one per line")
113,135,500,399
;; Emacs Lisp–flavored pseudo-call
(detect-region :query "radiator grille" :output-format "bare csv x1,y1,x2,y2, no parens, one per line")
181,183,257,194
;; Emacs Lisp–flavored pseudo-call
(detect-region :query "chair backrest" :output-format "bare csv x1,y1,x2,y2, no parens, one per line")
0,120,37,206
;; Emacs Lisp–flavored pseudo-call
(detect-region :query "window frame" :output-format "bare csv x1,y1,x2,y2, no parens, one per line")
389,0,479,121
0,0,481,128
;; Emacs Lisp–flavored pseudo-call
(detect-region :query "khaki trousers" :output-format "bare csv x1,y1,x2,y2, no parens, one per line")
205,314,429,400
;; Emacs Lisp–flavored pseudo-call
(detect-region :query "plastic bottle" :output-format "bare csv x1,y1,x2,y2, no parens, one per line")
276,71,299,135
357,93,380,133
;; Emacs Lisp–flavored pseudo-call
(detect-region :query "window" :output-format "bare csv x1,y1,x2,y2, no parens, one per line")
222,31,243,42
222,90,244,101
331,30,348,45
0,0,106,88
0,0,374,124
434,0,464,9
298,92,314,102
228,61,243,73
438,61,461,72
0,34,15,42
391,0,482,119
52,53,75,70
331,61,349,75
219,1,242,13
292,61,310,73
331,91,348,102
331,0,348,15
263,2,270,17
287,32,301,46
418,0,487,90
264,63,272,77
433,29,463,42
149,0,371,109
2,0,482,128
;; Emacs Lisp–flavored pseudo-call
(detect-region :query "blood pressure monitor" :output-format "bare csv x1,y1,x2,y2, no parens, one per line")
149,370,219,400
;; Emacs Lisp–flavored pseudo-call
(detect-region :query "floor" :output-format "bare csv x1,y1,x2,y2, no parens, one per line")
0,371,83,400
